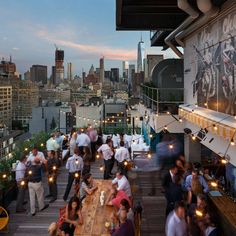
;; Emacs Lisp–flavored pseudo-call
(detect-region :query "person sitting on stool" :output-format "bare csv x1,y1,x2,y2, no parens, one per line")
63,147,84,201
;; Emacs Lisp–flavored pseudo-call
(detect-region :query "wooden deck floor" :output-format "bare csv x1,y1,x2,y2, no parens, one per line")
4,159,166,236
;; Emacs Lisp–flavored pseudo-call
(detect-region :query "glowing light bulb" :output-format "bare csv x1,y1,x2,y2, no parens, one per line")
99,165,104,171
75,160,79,165
28,170,32,175
204,103,207,107
210,181,218,187
40,143,44,147
179,118,183,123
119,119,122,122
213,124,217,131
230,138,235,146
20,180,25,186
155,113,159,117
2,174,7,179
147,153,152,159
149,134,153,138
126,118,129,122
221,159,227,164
195,210,203,217
124,161,128,166
195,104,198,108
49,176,54,182
74,173,79,178
164,125,168,130
169,144,173,149
192,135,196,141
52,166,57,171
135,117,138,120
24,148,28,151
96,154,100,159
166,111,170,115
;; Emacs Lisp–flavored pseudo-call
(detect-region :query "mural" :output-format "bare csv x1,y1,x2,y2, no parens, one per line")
193,11,236,115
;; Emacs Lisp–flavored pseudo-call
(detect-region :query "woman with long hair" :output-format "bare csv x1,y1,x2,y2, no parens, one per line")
79,173,97,201
60,196,83,236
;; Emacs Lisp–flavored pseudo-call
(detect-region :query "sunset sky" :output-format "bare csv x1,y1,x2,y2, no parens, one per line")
0,0,177,76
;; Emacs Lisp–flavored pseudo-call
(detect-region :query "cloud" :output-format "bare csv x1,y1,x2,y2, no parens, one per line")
12,47,19,51
36,29,136,61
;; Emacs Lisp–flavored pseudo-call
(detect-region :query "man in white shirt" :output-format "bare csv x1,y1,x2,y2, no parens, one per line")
63,147,84,201
15,155,27,213
27,147,47,165
165,201,187,236
76,131,91,154
97,139,114,179
112,171,132,197
115,141,130,175
46,134,59,155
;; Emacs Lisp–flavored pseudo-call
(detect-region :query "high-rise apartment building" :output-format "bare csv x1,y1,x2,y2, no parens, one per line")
128,64,135,88
99,57,104,83
122,61,129,79
24,70,31,80
137,38,145,73
67,62,73,81
30,65,47,84
111,68,119,82
0,86,12,130
0,57,17,78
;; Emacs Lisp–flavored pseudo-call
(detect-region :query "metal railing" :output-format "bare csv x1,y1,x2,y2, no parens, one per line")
140,84,184,114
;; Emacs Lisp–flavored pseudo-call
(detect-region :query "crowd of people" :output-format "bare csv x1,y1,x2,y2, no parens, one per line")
14,126,135,236
163,155,219,236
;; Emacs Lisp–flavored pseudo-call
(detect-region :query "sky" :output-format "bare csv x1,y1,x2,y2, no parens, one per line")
0,0,177,77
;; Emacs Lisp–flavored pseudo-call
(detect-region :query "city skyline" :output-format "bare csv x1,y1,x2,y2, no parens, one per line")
0,0,177,77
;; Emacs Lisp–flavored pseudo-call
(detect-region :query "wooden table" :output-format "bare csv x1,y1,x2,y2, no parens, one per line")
208,192,236,235
74,180,114,236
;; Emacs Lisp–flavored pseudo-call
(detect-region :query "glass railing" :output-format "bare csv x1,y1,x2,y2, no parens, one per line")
140,84,184,114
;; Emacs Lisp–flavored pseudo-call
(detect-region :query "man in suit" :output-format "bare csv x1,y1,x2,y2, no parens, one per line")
162,165,178,191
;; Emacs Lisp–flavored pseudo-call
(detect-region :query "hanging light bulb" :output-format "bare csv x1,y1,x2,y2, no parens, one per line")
155,113,159,117
99,165,104,171
20,180,25,186
49,176,54,183
145,115,148,119
96,154,100,159
28,170,32,175
126,118,129,122
213,124,218,131
166,111,170,115
117,114,119,117
169,144,173,149
221,159,227,164
179,118,183,123
135,116,138,120
83,118,86,121
124,161,128,166
52,165,57,171
192,135,196,141
40,143,44,147
195,104,198,108
164,125,168,130
24,147,28,151
204,102,208,107
119,119,122,123
230,138,235,146
149,134,153,138
81,128,84,132
147,153,152,159
2,174,7,179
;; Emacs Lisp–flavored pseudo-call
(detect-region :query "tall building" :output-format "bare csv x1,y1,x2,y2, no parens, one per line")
122,61,129,79
0,86,12,130
30,65,47,84
110,68,119,82
52,48,64,85
137,37,145,72
0,57,17,78
67,62,73,81
128,64,135,88
24,70,31,80
99,57,104,83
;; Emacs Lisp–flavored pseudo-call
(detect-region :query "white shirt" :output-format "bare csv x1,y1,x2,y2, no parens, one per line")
15,161,26,182
76,133,90,147
165,211,187,236
27,151,46,165
69,138,77,156
46,138,59,151
115,147,130,163
97,144,113,160
66,154,84,173
112,175,132,197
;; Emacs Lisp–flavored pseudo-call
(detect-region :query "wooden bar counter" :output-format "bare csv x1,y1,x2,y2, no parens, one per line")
208,191,236,235
74,180,114,236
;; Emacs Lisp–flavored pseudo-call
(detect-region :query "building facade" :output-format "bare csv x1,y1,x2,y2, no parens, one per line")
137,38,145,72
30,65,47,84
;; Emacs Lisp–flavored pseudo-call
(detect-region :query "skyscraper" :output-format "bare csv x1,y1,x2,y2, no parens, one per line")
137,37,145,73
122,61,129,79
52,48,64,85
67,62,73,81
128,64,135,87
99,57,104,84
30,65,47,84
111,68,119,82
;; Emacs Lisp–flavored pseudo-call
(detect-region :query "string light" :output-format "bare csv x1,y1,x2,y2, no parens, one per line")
166,111,170,115
52,166,57,171
24,148,28,151
155,113,159,117
145,115,148,119
40,143,44,147
179,118,183,123
2,174,7,179
99,165,104,171
147,153,152,159
149,134,153,138
96,154,100,159
20,180,25,186
230,138,235,146
213,124,218,131
126,118,129,122
221,159,227,164
195,104,198,108
124,161,128,166
164,125,168,130
204,102,207,107
135,117,138,120
49,176,54,183
119,119,122,122
192,135,196,141
169,144,173,149
28,170,32,175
